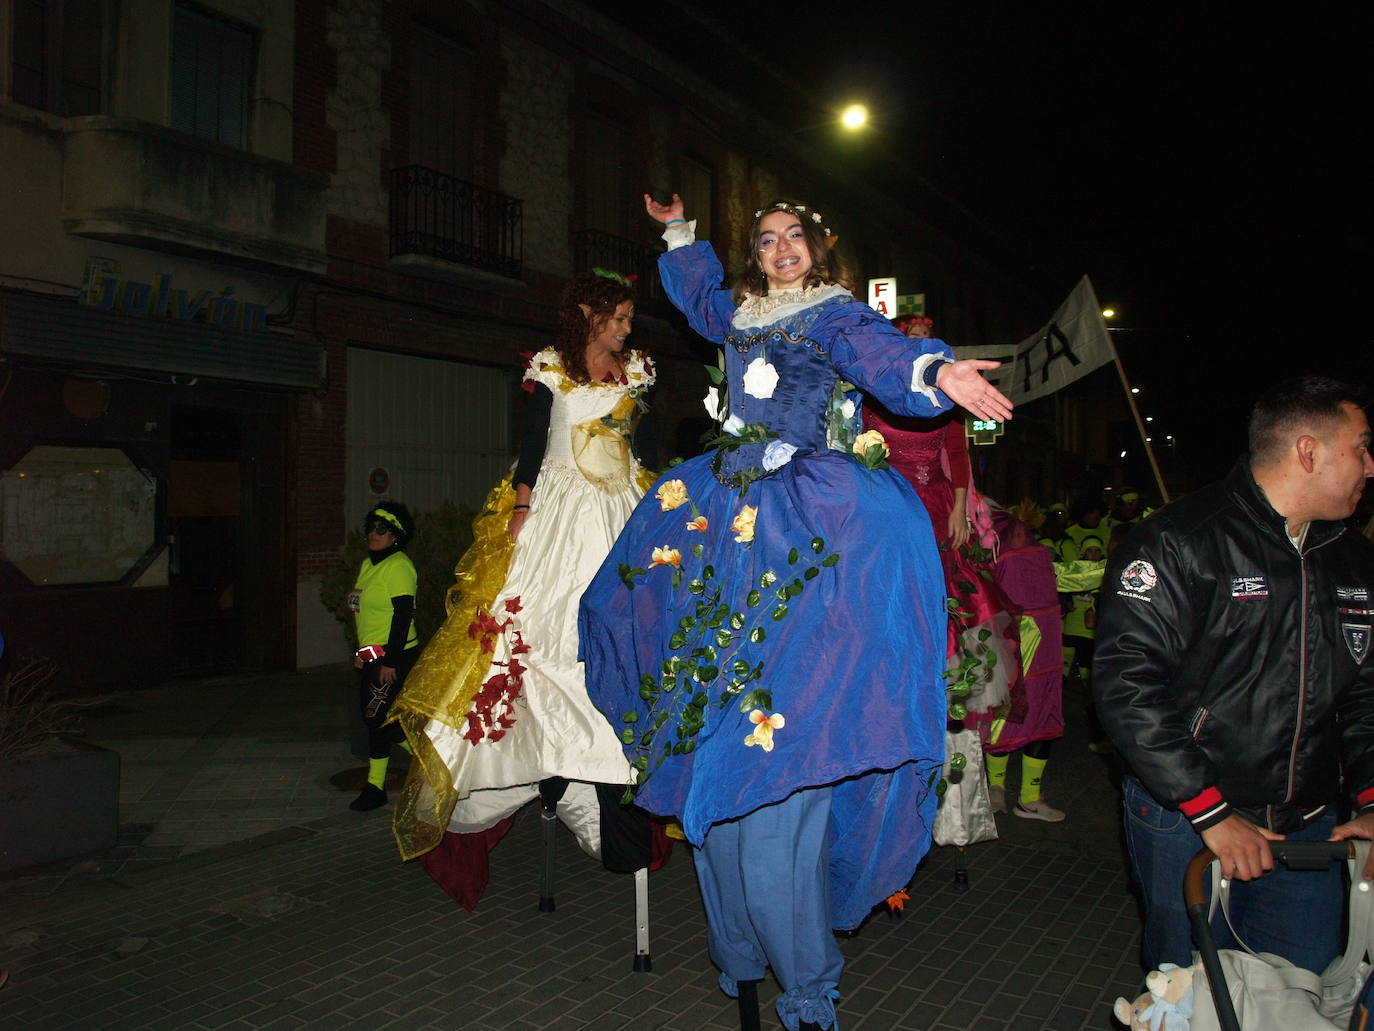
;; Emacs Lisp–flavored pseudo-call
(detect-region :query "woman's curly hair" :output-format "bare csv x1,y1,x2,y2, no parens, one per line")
556,274,635,383
732,200,855,304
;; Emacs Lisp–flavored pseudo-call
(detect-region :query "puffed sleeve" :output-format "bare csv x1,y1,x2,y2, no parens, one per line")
657,241,739,346
821,302,954,418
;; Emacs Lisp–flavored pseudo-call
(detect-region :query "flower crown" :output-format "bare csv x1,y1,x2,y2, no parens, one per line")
753,202,832,237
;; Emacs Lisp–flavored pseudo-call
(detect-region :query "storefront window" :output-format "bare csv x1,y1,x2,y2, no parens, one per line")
1,445,160,585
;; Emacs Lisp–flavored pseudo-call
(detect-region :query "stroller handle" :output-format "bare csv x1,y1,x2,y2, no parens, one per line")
1183,839,1354,908
1182,840,1354,1031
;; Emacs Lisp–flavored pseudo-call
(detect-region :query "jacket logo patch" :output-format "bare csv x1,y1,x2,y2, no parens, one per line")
1337,585,1370,602
1120,559,1158,595
1231,575,1268,599
1344,623,1371,663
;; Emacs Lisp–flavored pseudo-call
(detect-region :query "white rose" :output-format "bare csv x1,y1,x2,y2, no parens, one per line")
762,440,797,471
840,399,855,420
722,414,745,436
742,356,779,400
703,386,723,420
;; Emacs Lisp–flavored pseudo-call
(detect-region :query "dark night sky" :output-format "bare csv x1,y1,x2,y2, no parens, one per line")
800,5,1369,346
590,1,1372,476
801,3,1373,472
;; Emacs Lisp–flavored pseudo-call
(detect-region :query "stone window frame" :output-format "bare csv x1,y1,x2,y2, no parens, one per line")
170,0,258,149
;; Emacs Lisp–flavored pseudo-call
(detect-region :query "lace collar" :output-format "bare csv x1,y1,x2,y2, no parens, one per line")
732,283,851,329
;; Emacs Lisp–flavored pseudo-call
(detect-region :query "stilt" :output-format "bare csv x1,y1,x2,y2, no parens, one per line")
632,866,652,972
737,979,761,1031
537,778,568,913
538,805,557,912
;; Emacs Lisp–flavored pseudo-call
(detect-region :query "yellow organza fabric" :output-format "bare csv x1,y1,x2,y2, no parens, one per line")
573,394,639,491
387,474,519,861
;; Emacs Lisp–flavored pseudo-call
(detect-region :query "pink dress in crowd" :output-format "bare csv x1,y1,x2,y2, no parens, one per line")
862,404,1062,752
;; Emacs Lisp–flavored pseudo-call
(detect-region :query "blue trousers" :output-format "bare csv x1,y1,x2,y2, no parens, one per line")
1122,777,1343,973
695,786,843,1031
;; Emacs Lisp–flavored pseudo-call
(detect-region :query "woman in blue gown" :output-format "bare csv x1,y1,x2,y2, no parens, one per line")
580,194,1012,1031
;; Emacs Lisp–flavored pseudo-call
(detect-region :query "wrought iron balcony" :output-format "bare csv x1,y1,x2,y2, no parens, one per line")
573,229,665,310
389,166,522,280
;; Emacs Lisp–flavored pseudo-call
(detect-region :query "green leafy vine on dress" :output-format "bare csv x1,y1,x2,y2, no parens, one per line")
614,482,841,802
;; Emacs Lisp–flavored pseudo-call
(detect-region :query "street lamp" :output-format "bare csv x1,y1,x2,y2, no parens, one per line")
840,104,868,130
792,104,871,135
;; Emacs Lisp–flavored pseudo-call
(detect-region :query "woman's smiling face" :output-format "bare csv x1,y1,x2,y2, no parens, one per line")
756,210,813,291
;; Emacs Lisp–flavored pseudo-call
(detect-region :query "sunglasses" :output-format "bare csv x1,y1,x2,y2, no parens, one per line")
366,520,396,535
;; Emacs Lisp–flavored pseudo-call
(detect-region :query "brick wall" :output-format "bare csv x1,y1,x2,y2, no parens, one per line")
293,0,337,175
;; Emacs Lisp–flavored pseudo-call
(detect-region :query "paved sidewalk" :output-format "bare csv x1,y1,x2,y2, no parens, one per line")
0,668,1146,1029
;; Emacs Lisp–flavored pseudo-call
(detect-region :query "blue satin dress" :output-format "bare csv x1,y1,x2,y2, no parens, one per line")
579,239,954,1026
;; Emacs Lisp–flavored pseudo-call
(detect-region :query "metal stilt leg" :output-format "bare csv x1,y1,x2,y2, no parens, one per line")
954,845,970,891
632,866,652,972
737,979,761,1031
538,805,557,912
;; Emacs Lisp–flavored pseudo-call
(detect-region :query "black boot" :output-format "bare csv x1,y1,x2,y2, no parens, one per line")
349,783,387,811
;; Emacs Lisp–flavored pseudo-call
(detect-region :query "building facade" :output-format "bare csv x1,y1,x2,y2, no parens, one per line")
1,0,1050,688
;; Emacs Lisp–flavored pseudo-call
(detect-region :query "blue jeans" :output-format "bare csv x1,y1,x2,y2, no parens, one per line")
1122,777,1343,973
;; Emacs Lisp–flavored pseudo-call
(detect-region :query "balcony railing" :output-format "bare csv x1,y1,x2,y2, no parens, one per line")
389,166,522,279
573,229,665,310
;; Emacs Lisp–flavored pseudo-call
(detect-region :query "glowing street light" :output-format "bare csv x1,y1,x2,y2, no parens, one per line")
840,104,868,130
1102,307,1116,320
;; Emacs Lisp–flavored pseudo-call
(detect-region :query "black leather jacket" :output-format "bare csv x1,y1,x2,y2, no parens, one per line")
1094,459,1374,833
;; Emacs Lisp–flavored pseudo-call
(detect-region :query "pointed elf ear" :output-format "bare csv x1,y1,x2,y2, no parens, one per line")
825,234,839,250
578,303,592,319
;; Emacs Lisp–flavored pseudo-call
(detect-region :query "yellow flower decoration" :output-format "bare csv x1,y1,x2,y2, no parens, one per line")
731,504,757,544
686,515,708,532
852,429,889,460
651,546,682,568
656,479,689,511
744,709,785,752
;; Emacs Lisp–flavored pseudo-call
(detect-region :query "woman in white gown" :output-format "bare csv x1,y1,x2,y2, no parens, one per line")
388,272,657,903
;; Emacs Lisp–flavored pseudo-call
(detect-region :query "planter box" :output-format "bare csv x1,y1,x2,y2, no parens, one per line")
0,736,120,873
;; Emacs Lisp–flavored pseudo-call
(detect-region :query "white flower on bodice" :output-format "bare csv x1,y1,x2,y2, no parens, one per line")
742,356,779,399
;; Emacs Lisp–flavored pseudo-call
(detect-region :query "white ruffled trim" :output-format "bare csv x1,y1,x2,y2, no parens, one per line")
731,283,851,330
661,220,697,250
910,352,952,406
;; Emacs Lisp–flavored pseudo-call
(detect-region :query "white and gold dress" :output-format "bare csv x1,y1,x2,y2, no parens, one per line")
389,347,655,864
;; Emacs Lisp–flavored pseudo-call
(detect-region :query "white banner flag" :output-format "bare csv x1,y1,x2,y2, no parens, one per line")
953,275,1116,406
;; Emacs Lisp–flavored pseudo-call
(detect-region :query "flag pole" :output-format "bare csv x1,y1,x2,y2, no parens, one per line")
1109,336,1170,504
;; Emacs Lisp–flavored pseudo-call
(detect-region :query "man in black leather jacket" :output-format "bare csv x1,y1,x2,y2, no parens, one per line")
1095,376,1374,972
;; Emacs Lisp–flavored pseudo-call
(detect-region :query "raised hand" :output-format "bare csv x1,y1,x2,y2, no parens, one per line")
936,360,1014,423
644,192,685,225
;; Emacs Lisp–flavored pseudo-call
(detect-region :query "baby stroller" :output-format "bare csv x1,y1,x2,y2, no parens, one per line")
1183,840,1374,1031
